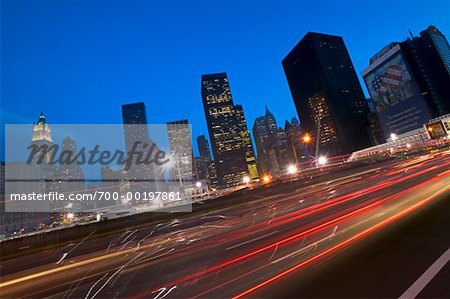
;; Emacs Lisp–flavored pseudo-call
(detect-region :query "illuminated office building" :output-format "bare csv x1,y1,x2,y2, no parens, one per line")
201,73,248,188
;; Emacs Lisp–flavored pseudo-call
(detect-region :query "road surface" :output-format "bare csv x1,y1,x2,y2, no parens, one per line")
1,149,450,298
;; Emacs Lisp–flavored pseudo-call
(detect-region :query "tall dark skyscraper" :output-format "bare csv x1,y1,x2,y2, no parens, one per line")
197,135,212,160
402,26,450,117
121,102,165,193
282,32,374,156
121,102,149,152
201,73,249,188
362,25,450,138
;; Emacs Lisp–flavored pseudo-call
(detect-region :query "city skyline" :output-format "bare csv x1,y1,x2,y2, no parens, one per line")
2,2,450,297
2,0,449,157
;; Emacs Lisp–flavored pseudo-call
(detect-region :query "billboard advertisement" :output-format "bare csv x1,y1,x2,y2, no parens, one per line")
363,45,431,136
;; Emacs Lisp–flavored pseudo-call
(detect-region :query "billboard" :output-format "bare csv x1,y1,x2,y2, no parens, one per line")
362,45,431,136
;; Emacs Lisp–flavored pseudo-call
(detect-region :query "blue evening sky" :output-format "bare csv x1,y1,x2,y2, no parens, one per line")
1,0,449,155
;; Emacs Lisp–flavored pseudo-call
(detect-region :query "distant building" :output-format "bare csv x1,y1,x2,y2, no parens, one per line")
235,105,259,180
405,26,450,117
1,162,52,236
282,32,374,156
285,117,309,163
252,105,278,175
201,73,249,188
29,113,58,212
1,113,55,236
167,120,193,186
197,135,212,160
194,135,219,189
121,102,166,194
121,102,150,153
253,117,270,174
264,127,294,175
252,106,306,175
30,112,53,164
57,137,88,211
100,166,124,209
58,137,85,191
362,26,450,138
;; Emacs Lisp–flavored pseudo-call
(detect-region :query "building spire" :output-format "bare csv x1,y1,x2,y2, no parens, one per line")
264,104,273,117
37,112,47,125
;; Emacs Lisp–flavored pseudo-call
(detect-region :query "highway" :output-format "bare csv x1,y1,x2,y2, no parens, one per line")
1,149,450,298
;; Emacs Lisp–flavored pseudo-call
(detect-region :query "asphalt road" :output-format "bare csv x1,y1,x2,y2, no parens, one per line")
1,149,450,298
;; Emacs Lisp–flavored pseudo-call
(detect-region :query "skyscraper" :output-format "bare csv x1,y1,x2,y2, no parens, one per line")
197,135,212,160
121,102,165,194
167,120,193,185
30,112,53,164
252,106,305,176
285,117,308,163
252,106,278,175
195,135,219,189
58,137,85,195
201,73,248,188
403,26,450,117
282,32,374,156
362,26,450,138
235,105,259,180
121,102,149,153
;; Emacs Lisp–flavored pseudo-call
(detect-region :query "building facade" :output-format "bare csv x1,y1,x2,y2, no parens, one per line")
235,105,259,180
201,73,249,188
402,26,450,118
282,32,374,156
121,102,166,194
167,120,193,186
362,26,450,138
194,135,219,189
252,106,278,175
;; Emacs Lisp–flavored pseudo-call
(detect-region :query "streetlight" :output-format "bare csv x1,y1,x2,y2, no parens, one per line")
317,155,327,166
262,175,271,183
243,176,251,184
302,133,311,143
195,181,202,188
287,164,297,174
66,213,74,221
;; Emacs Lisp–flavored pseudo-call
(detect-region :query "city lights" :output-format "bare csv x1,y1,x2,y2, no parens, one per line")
2,4,450,298
303,133,312,143
287,164,298,174
317,155,328,166
66,213,74,221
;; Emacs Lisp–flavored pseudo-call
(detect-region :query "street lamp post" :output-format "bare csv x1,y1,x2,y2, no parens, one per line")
302,133,312,167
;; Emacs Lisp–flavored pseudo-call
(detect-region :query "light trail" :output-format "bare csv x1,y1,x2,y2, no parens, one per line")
2,152,449,299
130,161,450,299
232,181,450,298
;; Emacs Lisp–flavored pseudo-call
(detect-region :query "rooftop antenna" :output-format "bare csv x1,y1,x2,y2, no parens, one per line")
408,29,414,39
